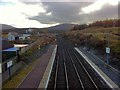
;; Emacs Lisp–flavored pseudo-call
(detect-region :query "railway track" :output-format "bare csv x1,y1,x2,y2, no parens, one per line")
54,47,67,89
64,47,83,89
47,46,68,89
47,36,110,89
67,48,98,89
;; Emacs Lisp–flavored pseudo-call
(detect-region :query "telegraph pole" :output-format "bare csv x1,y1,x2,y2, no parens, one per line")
106,32,110,65
86,34,88,50
84,14,88,50
106,19,114,65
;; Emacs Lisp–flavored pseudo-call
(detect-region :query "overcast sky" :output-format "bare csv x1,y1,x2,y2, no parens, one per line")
0,0,119,28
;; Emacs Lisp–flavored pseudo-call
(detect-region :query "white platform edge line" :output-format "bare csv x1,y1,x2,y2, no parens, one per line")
17,46,52,89
87,49,120,74
75,48,119,89
45,45,57,88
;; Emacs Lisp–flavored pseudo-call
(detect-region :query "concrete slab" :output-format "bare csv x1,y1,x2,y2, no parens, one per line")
75,48,119,89
16,45,57,89
38,45,57,89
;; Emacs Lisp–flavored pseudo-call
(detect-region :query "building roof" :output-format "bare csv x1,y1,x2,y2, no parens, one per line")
14,34,23,37
1,40,14,50
10,32,18,35
14,44,28,48
2,47,19,51
9,32,23,37
2,32,8,34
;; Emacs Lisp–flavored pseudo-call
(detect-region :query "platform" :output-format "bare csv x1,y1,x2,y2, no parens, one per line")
16,45,57,89
38,45,57,89
75,48,119,89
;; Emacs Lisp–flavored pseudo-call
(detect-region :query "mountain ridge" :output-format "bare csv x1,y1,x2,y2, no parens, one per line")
1,23,76,33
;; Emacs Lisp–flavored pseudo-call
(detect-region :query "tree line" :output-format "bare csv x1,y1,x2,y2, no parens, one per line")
72,19,120,30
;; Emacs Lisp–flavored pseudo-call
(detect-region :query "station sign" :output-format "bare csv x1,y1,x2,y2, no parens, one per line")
106,47,110,54
7,61,12,68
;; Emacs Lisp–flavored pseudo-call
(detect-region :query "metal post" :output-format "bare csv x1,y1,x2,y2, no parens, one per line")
106,53,109,64
84,14,88,50
8,67,11,80
107,33,109,47
106,33,109,65
86,34,87,50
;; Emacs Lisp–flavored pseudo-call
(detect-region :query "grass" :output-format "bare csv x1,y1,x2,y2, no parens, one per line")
63,27,120,59
84,33,118,45
2,58,39,89
77,27,119,34
66,27,119,45
2,35,55,89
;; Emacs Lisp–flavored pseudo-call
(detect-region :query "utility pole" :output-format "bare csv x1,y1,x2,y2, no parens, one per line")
84,14,88,50
86,34,88,50
106,19,113,65
106,32,110,65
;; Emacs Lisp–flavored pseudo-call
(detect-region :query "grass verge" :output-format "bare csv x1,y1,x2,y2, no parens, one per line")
2,59,39,89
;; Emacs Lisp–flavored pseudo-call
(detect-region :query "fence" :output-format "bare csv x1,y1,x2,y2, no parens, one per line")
20,39,39,54
2,61,22,83
2,40,39,83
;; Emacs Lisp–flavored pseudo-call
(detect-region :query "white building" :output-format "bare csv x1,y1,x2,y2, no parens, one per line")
28,28,33,33
8,32,21,41
22,30,31,39
8,32,31,41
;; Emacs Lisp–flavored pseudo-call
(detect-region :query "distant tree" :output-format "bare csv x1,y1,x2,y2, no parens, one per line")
88,19,120,27
71,24,88,31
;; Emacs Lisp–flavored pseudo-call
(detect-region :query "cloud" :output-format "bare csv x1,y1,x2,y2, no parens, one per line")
29,2,91,24
29,1,118,25
0,0,119,28
91,3,118,21
0,0,58,28
81,0,120,14
40,0,96,2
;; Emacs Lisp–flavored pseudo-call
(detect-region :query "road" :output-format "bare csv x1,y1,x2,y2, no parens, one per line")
47,35,110,89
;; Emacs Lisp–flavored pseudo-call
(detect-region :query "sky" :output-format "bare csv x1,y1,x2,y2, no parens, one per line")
0,0,119,28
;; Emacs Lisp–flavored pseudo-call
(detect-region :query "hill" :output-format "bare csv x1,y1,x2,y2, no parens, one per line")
63,27,120,61
1,24,75,33
47,24,75,33
1,24,16,30
1,24,38,34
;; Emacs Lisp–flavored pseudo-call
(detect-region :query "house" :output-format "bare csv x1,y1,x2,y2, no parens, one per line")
28,28,33,33
8,31,31,41
8,32,22,41
22,31,31,39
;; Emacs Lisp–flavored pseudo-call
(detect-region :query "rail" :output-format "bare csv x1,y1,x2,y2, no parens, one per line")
71,49,98,89
66,49,84,89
